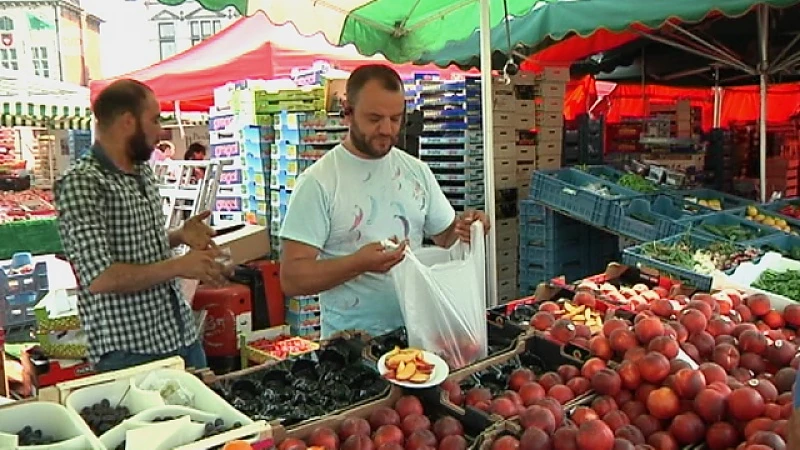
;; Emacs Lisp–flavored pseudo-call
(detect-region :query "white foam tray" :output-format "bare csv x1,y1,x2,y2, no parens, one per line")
0,401,104,449
714,251,800,311
64,368,255,450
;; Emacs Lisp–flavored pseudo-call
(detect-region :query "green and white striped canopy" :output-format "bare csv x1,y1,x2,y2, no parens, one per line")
0,102,92,130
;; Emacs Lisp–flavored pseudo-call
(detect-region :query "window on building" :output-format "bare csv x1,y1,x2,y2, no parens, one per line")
190,19,221,45
0,16,13,31
32,46,49,77
158,22,176,60
0,48,17,71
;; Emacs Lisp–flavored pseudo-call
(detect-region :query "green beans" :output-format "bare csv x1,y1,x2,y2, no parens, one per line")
752,269,800,301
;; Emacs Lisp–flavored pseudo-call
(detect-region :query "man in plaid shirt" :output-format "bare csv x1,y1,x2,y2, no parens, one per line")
55,79,228,372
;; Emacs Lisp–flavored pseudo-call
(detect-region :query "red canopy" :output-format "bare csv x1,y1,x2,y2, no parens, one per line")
89,13,467,112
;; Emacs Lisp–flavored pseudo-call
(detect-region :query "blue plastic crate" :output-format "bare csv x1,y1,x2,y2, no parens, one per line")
589,228,620,260
762,197,800,218
745,233,800,260
529,168,639,226
1,261,48,330
622,233,754,291
670,188,750,211
286,309,321,327
518,221,585,248
519,243,585,269
607,194,706,242
679,212,778,243
727,205,800,235
518,264,588,296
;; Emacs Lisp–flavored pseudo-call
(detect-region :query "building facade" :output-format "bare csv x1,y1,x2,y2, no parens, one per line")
146,0,238,61
0,0,102,85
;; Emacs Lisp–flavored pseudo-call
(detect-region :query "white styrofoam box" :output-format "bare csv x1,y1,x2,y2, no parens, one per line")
0,401,104,449
215,195,249,213
66,368,255,449
219,166,247,187
213,84,236,109
716,252,800,311
208,113,236,132
217,183,249,197
213,211,247,228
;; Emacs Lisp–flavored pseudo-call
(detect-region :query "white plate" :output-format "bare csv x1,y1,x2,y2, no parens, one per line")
377,350,449,389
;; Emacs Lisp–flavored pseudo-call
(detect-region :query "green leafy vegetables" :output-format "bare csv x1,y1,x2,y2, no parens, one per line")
752,269,800,301
639,236,760,275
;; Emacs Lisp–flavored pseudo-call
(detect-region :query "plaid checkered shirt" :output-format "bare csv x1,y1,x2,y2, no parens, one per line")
54,145,197,365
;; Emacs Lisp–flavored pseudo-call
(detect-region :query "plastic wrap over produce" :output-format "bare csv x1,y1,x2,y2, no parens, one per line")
390,221,488,369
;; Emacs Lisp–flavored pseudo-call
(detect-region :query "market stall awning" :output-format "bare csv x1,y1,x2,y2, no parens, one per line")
0,101,92,130
158,0,800,67
90,13,468,113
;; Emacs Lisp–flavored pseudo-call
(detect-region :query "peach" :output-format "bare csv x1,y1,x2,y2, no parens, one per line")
706,422,739,450
672,369,706,400
748,379,778,403
634,317,664,345
395,396,424,419
602,318,629,337
617,360,642,391
432,417,463,441
519,382,546,406
680,342,700,362
589,336,614,361
591,395,618,417
773,368,796,393
636,352,670,384
694,388,726,423
538,372,563,392
706,315,734,338
716,335,737,346
342,435,373,450
581,358,607,379
649,299,674,318
571,406,600,426
509,368,537,391
712,343,740,372
732,322,758,338
762,311,785,329
615,425,645,445
372,425,404,448
551,319,578,344
557,364,581,382
623,346,647,363
647,432,678,450
667,321,688,343
647,336,679,359
784,304,800,327
698,362,727,385
669,412,705,445
490,397,519,418
728,387,766,421
464,388,492,408
369,408,401,430
740,352,767,374
748,431,786,450
566,377,591,396
612,439,634,450
744,294,771,316
632,415,661,438
534,398,564,428
539,302,560,313
401,415,431,436
679,309,708,335
406,430,437,450
548,384,575,405
635,383,657,405
490,436,520,450
602,410,630,433
519,405,556,434
591,368,622,397
519,427,550,450
440,380,464,406
614,389,632,407
279,439,308,450
339,418,372,441
552,426,578,450
689,331,716,358
621,401,647,421
531,312,556,331
576,420,615,450
309,428,340,450
574,291,597,308
739,329,768,354
735,304,753,323
609,329,638,354
687,299,714,319
765,340,797,366
439,436,467,450
646,387,680,420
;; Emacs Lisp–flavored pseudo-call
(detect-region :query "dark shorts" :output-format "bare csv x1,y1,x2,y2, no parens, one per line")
94,340,207,373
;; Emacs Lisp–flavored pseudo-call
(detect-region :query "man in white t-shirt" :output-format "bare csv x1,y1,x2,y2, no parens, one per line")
278,64,489,339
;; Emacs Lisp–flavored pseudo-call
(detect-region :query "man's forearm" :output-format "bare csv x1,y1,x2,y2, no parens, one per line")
281,255,363,296
88,258,183,295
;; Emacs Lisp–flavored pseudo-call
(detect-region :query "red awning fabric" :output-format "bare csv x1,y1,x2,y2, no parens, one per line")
89,13,468,112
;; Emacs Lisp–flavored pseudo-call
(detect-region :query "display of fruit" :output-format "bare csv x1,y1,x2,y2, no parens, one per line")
689,197,723,210
211,339,389,426
479,288,797,450
778,202,800,220
247,335,318,360
15,426,57,446
576,280,669,310
744,205,799,234
552,301,604,335
382,347,434,383
639,234,761,274
275,395,467,450
79,398,132,436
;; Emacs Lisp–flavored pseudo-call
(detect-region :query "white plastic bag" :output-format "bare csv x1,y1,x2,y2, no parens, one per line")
390,221,488,369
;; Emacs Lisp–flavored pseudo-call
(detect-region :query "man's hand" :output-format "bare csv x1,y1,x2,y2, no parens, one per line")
354,240,407,274
455,210,491,243
179,211,215,250
179,246,229,287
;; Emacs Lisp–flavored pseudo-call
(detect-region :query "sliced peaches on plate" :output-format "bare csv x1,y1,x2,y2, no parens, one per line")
383,347,434,384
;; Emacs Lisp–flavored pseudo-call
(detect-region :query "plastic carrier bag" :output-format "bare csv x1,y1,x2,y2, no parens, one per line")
389,221,488,369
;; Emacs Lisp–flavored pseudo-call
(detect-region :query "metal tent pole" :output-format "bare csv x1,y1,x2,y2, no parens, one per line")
758,6,769,202
479,0,498,307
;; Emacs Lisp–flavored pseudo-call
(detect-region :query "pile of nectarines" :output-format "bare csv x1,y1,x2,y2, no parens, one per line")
276,396,468,450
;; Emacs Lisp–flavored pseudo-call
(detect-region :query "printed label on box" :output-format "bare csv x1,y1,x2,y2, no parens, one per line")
215,196,244,212
219,169,244,185
212,142,241,158
209,115,235,131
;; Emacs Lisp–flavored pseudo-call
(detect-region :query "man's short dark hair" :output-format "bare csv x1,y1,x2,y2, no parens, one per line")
185,142,207,159
92,79,154,129
346,64,404,107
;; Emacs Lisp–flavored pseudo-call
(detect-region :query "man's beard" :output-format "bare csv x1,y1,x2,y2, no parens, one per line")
128,119,153,162
350,120,396,159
